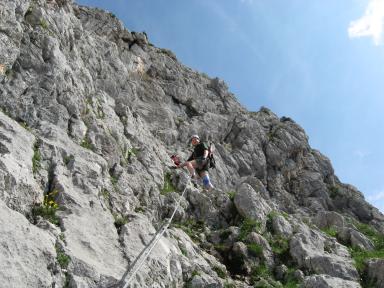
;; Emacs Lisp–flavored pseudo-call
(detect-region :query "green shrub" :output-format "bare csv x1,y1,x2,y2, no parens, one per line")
266,211,290,234
18,121,32,131
270,236,289,254
99,188,110,203
354,222,384,249
329,186,340,199
239,218,262,241
214,243,230,253
184,270,201,288
269,235,290,262
134,206,145,213
220,229,232,240
348,220,384,285
350,247,384,272
127,147,140,158
321,226,338,238
110,175,119,187
32,190,60,225
281,211,289,219
224,282,236,288
63,273,70,288
175,117,185,127
173,219,205,243
113,213,128,232
227,191,236,201
250,263,272,285
39,19,49,29
191,270,200,277
32,142,41,173
160,172,176,194
25,5,34,17
247,243,263,257
267,211,280,221
56,244,70,269
223,142,232,152
213,265,226,279
63,154,74,165
179,244,188,256
125,147,139,161
159,48,177,60
282,268,299,288
283,280,299,288
80,137,93,150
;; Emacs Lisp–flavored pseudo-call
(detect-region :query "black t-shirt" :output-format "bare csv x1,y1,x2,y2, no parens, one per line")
188,142,208,160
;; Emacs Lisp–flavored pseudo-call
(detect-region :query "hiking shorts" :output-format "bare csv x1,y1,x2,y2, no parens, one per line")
195,157,209,172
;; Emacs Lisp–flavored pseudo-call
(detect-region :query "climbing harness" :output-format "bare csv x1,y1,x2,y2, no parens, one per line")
113,175,190,288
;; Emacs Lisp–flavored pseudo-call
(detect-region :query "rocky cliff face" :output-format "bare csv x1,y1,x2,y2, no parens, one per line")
1,0,384,287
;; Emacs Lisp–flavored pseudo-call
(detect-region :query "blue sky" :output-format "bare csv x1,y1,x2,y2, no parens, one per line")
76,0,384,212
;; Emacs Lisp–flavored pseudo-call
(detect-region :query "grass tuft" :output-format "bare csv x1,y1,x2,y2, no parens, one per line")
32,141,41,173
247,243,264,257
113,213,129,232
80,137,93,150
56,244,70,269
238,218,262,241
39,19,49,29
329,186,341,199
63,154,74,165
173,219,205,243
321,226,338,238
250,263,272,284
346,220,384,287
212,265,227,279
32,189,60,226
160,172,176,194
227,191,236,201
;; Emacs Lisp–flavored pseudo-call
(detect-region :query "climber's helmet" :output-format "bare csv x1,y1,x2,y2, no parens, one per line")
190,135,200,141
190,135,200,145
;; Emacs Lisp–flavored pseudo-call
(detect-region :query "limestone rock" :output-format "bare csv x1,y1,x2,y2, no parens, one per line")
0,200,58,288
234,183,272,224
289,225,359,281
190,273,222,288
270,214,293,237
0,112,40,214
313,211,345,230
302,275,362,288
274,264,288,281
350,229,375,251
246,232,274,267
337,227,375,251
365,259,384,287
0,0,384,286
118,214,181,287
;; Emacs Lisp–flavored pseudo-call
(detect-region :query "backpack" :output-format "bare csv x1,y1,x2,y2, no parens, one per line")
207,142,216,169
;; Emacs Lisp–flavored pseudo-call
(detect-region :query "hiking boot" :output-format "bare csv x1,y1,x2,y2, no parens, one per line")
191,176,198,188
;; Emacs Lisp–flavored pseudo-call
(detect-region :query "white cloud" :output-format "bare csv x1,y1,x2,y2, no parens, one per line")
240,0,254,4
348,0,384,45
353,149,371,159
367,189,384,213
368,190,384,201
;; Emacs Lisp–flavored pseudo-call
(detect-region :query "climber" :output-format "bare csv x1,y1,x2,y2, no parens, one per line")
178,135,214,191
